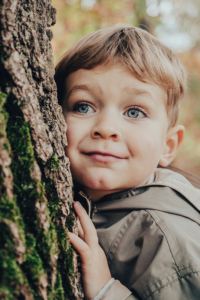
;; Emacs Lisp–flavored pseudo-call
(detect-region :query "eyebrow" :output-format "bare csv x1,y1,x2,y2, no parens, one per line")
126,87,154,97
66,84,92,100
125,87,157,105
66,84,157,106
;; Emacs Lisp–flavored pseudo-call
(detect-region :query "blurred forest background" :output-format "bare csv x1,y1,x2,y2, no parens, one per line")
51,0,200,177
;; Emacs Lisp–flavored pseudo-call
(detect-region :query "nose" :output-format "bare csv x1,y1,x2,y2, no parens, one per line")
91,113,121,141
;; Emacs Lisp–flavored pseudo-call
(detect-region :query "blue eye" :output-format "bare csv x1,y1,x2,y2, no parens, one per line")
125,108,145,119
74,103,94,114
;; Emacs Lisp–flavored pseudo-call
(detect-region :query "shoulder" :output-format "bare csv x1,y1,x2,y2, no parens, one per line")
146,208,200,274
105,201,200,299
150,167,200,211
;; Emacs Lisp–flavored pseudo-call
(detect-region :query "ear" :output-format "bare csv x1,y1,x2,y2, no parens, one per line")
159,125,185,167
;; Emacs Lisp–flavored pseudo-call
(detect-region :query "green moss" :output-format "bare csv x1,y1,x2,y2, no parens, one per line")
3,141,11,153
22,233,47,299
0,92,30,298
65,207,76,232
0,90,32,298
53,272,65,300
0,221,33,300
45,153,60,172
0,194,25,235
0,90,9,144
0,90,6,106
56,228,76,299
3,94,55,298
43,157,76,299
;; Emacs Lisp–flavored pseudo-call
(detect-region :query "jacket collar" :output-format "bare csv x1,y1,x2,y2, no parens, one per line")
76,168,200,224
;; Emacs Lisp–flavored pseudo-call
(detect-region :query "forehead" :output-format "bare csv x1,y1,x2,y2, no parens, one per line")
64,63,167,106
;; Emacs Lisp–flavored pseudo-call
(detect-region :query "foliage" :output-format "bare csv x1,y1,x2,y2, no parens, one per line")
51,0,159,62
51,0,200,177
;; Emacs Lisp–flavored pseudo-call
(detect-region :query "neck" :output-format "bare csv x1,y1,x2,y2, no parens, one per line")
77,173,155,202
83,187,124,202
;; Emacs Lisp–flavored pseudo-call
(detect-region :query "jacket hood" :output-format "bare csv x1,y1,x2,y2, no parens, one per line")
150,168,200,211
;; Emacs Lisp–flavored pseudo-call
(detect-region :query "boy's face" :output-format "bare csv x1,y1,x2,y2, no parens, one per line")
63,63,169,200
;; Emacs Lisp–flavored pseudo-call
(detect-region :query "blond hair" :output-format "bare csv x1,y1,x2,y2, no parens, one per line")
55,25,187,126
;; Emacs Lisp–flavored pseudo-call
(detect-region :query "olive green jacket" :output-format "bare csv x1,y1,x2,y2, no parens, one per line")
77,168,200,300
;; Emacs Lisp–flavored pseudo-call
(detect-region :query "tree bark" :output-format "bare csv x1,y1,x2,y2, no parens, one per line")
0,0,83,299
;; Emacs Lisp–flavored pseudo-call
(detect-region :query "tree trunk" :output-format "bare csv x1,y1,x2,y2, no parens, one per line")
0,0,83,299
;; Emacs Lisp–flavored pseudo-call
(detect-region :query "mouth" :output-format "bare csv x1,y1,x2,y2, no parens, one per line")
83,151,123,163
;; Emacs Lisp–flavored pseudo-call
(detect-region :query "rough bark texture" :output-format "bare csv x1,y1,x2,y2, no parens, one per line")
0,0,83,299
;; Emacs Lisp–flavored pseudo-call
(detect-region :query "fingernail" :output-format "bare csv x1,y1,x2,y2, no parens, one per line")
75,201,82,208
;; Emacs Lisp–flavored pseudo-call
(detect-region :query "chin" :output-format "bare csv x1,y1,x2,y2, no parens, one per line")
74,168,113,190
88,179,113,191
79,173,116,191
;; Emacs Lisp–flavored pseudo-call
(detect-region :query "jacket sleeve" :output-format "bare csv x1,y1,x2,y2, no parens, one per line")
101,280,137,300
101,272,200,300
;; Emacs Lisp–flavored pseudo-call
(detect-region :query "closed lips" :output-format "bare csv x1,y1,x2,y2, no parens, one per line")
84,151,122,158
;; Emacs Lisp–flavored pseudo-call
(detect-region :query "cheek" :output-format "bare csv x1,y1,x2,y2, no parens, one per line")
65,117,91,159
64,119,78,160
65,118,80,146
133,129,165,159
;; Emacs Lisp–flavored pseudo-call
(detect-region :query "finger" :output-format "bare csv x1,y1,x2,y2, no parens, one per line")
74,202,98,248
68,231,91,263
77,218,84,240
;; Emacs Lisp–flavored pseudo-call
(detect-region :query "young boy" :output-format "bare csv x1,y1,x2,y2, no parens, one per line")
55,25,200,300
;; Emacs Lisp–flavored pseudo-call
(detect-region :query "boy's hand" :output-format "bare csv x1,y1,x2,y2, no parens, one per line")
68,201,112,300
